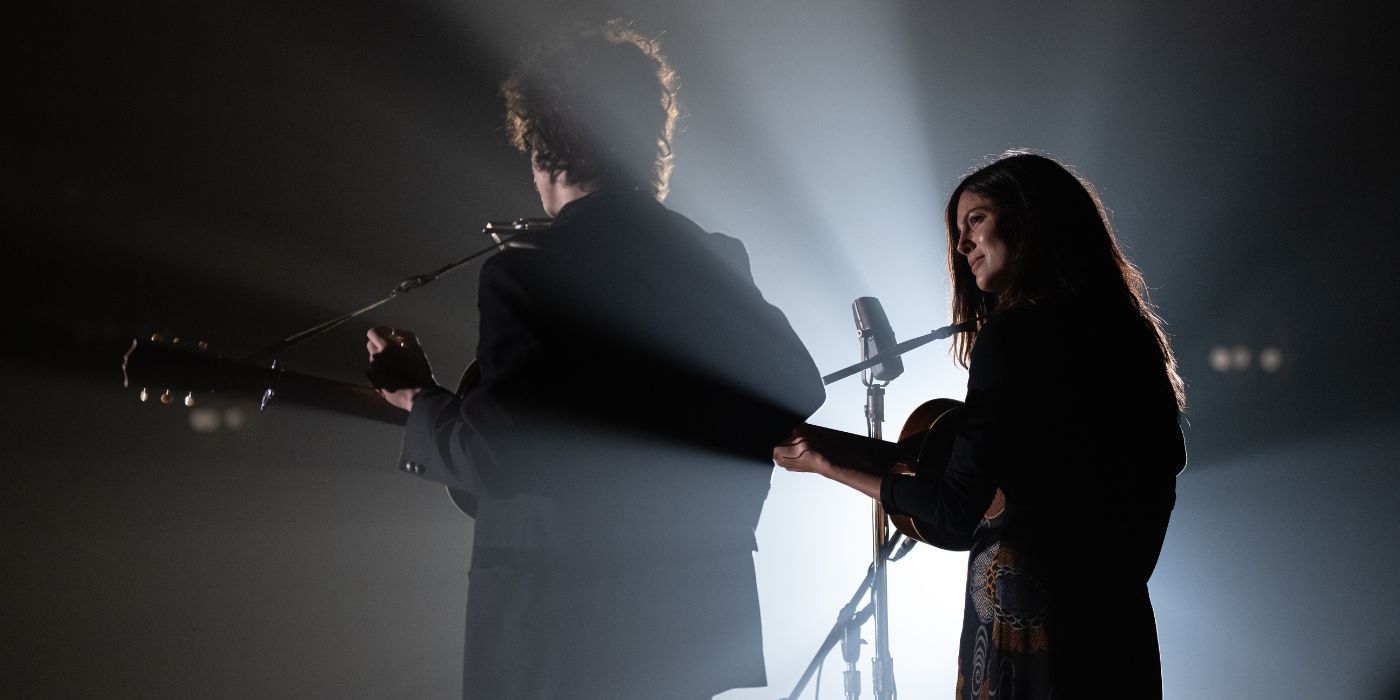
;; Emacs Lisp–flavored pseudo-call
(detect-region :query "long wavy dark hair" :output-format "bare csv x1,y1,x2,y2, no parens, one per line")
945,150,1185,409
502,20,679,200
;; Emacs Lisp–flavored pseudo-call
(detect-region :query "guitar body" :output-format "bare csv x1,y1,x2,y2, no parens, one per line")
883,397,1005,546
888,398,965,545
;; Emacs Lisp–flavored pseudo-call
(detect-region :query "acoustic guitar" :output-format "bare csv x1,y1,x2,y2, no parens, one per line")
796,399,1003,547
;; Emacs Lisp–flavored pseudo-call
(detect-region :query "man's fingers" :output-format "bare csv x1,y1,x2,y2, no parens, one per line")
367,327,393,354
369,326,420,348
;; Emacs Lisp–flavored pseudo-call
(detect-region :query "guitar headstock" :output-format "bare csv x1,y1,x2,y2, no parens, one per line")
122,334,407,427
122,334,274,408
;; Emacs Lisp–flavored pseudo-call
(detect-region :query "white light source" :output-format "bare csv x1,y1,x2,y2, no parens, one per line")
224,407,247,431
188,408,220,433
1259,346,1284,373
1230,345,1252,371
1209,346,1232,372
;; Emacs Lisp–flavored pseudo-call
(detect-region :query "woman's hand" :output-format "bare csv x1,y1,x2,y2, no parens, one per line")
773,427,835,476
773,424,884,499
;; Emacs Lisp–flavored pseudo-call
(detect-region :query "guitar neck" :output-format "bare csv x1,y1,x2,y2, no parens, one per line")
797,423,920,473
264,369,408,426
123,339,408,426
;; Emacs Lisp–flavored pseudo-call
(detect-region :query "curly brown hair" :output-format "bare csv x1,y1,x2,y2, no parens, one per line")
502,20,680,200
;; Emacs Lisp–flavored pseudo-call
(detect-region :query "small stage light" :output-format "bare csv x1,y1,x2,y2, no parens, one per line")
1259,346,1284,373
1230,345,1252,371
224,407,247,430
1209,346,1232,372
189,408,220,433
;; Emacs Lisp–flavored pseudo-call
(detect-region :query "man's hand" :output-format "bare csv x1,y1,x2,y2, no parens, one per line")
366,326,435,412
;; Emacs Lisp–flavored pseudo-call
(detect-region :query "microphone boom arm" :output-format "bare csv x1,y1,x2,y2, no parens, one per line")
240,218,549,364
821,322,970,386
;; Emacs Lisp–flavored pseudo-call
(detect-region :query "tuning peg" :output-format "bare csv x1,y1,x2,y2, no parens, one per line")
139,387,149,402
196,340,208,351
184,392,194,407
149,333,164,342
172,337,183,345
159,389,174,405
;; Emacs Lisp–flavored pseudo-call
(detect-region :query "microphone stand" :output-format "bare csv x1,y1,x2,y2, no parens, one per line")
864,363,895,700
856,322,967,700
783,321,968,700
780,535,908,700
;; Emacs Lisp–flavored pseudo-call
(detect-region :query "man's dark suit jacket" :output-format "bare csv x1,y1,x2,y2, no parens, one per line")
397,191,825,699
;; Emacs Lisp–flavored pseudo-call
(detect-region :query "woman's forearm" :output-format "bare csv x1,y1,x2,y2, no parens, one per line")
820,462,884,500
775,431,886,501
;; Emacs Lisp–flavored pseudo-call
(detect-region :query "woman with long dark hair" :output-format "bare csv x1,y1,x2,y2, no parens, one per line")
775,151,1186,697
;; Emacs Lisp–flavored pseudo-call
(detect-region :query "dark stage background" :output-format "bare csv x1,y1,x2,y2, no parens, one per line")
6,1,1399,697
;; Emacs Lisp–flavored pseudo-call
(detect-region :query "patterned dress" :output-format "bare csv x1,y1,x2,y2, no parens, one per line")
957,499,1054,697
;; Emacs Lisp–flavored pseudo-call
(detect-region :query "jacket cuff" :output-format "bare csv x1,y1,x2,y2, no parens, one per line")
879,472,910,517
396,385,455,478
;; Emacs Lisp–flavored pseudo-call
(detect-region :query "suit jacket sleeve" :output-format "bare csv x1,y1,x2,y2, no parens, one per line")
396,252,541,496
703,230,826,450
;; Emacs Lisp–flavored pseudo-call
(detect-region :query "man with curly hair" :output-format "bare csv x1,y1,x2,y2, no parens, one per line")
367,22,824,699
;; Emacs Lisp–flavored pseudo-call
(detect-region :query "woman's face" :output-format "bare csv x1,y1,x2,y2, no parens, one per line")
955,190,1011,294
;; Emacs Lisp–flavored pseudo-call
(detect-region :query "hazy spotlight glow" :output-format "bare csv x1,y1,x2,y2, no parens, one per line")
1259,346,1283,373
666,6,981,696
1208,346,1231,372
1230,344,1252,371
224,406,248,430
189,408,221,433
